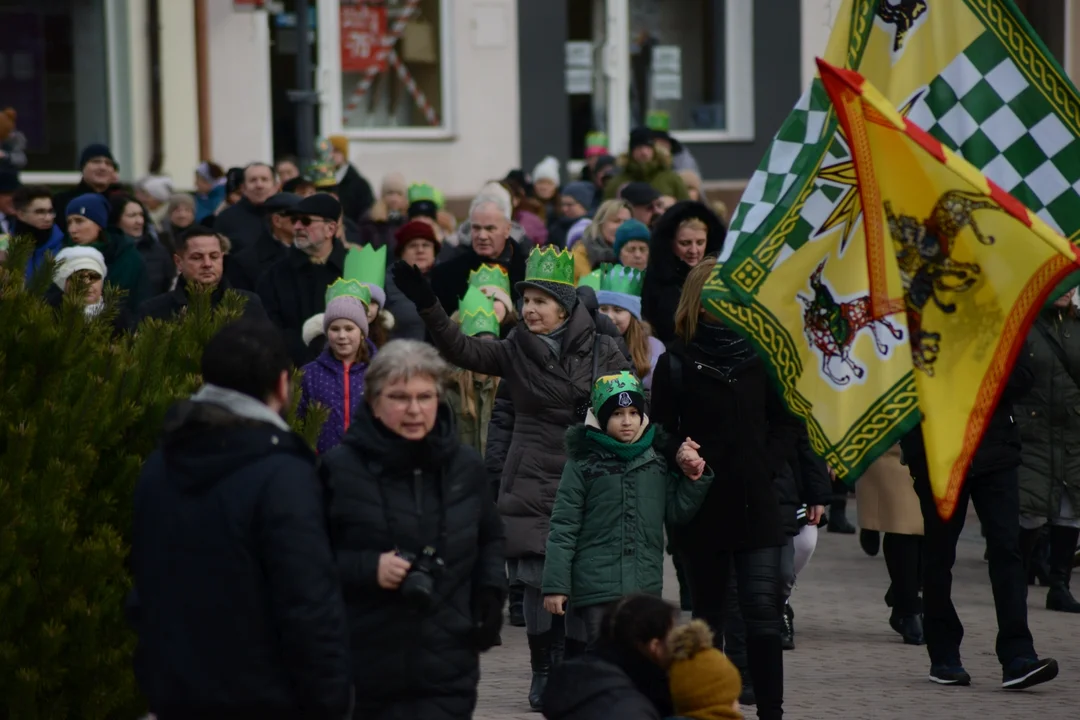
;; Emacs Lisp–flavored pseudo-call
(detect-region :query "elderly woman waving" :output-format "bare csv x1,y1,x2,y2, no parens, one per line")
393,246,630,711
321,340,506,720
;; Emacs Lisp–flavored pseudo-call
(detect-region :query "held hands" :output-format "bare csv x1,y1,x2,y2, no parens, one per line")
806,505,825,526
377,552,412,590
543,594,568,616
391,260,437,310
676,438,706,480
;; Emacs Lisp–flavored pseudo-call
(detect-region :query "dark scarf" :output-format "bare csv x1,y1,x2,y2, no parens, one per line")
692,320,755,371
592,640,674,717
13,221,55,248
587,424,656,461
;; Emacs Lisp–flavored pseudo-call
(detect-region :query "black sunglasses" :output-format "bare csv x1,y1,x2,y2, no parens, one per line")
293,215,326,227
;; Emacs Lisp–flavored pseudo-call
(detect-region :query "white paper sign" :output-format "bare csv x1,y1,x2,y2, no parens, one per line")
652,46,681,74
652,73,682,100
565,41,594,69
566,68,593,95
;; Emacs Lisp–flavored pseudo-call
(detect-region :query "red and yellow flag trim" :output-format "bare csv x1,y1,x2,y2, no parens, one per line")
817,58,1080,518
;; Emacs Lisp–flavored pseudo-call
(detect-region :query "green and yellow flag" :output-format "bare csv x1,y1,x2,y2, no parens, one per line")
708,0,1080,518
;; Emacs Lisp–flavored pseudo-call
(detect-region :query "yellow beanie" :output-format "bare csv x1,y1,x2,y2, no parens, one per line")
668,620,743,720
328,135,349,158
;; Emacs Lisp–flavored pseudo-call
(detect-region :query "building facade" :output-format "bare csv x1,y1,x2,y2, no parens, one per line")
5,0,1078,205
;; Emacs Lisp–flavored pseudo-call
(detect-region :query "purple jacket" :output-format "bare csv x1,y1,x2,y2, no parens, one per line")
299,343,376,453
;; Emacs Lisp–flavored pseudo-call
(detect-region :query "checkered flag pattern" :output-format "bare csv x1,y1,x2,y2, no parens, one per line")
722,83,833,257
905,32,1080,236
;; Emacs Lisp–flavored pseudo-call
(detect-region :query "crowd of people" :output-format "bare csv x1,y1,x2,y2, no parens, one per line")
3,120,1076,720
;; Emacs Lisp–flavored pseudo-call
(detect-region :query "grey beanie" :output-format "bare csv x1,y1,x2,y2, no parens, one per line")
516,279,578,316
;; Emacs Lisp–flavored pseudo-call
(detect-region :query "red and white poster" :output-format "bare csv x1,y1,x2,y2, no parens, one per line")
341,3,388,73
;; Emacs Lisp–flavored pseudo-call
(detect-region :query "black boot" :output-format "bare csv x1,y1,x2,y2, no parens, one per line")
1021,526,1052,586
781,603,795,650
508,583,526,627
860,529,881,556
1046,525,1080,613
889,610,925,645
527,631,553,711
828,480,856,534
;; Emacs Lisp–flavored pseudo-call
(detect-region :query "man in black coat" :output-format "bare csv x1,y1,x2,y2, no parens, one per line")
257,193,346,365
52,143,127,223
429,193,528,316
214,162,279,254
139,225,267,323
128,320,353,719
226,191,300,292
901,347,1058,690
327,134,375,222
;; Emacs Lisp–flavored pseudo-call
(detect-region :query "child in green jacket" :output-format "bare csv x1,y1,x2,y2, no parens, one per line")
542,371,713,645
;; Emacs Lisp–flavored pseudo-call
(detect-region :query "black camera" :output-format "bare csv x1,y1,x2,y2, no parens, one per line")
396,546,445,610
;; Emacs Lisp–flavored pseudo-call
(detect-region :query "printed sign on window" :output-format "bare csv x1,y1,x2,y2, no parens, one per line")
341,3,388,73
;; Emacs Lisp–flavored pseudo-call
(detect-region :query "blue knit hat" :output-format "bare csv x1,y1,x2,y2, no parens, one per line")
79,143,116,170
66,193,110,230
613,219,651,260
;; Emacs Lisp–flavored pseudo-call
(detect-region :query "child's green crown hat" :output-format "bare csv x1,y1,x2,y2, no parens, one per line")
585,131,609,157
646,110,671,132
577,268,602,291
458,286,501,338
325,278,372,308
468,263,513,312
346,244,387,307
591,371,646,427
595,263,645,320
407,182,440,206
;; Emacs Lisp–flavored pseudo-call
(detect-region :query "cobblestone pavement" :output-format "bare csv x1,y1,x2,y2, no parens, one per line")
475,503,1080,719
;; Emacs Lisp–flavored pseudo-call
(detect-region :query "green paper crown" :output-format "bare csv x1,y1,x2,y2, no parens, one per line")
408,182,440,207
459,286,501,337
591,371,644,417
577,268,602,290
646,110,670,132
524,246,575,286
346,244,386,289
468,263,511,296
585,131,609,149
325,278,372,307
598,263,644,297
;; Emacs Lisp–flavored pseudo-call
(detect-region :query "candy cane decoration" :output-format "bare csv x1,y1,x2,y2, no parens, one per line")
342,0,422,118
387,48,440,126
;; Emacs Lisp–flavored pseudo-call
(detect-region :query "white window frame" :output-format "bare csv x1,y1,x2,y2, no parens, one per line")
667,0,755,144
319,0,456,141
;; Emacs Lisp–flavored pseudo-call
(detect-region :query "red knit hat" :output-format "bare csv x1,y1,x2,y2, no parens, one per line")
394,219,440,256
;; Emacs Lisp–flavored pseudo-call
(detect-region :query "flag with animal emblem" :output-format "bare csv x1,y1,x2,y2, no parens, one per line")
712,56,1080,519
709,0,1080,505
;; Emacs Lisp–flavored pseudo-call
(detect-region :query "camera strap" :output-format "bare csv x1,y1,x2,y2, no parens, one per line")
372,459,449,556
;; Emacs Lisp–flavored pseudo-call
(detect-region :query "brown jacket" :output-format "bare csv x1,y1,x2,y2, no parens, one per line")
420,301,630,557
856,445,923,535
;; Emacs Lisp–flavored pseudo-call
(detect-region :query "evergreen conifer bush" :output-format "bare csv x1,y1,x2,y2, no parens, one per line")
0,237,325,718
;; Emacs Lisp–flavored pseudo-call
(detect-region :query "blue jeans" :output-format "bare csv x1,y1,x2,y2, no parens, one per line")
908,458,1035,668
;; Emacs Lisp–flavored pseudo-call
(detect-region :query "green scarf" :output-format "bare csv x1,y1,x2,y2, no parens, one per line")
587,424,656,461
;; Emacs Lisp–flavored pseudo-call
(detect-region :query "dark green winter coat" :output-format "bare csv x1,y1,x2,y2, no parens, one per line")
603,155,689,201
541,419,713,608
1016,308,1080,520
65,228,149,312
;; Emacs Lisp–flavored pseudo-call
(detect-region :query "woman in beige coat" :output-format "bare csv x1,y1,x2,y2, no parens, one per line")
856,444,924,645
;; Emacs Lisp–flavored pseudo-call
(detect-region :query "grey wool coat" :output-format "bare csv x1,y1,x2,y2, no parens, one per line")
420,301,630,557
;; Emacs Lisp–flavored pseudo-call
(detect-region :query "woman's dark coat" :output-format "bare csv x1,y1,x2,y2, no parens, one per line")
641,202,725,345
420,300,630,558
321,402,505,720
651,338,802,550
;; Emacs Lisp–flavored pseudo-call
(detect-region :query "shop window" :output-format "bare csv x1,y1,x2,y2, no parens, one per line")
334,0,448,134
628,0,753,140
0,1,110,173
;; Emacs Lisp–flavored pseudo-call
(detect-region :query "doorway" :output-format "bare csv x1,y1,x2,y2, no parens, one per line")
268,5,319,161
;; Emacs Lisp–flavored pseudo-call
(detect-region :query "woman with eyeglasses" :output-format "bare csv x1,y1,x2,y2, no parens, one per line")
8,185,64,281
45,245,134,334
64,193,149,313
321,340,506,720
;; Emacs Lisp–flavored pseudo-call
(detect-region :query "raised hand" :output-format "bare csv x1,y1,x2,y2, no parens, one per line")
391,260,437,310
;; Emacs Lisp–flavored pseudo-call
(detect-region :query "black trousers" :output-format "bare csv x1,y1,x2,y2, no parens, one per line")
909,459,1035,668
683,544,784,720
883,533,922,615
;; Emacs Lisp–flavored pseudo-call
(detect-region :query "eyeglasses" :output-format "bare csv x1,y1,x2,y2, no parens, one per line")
294,215,325,227
382,391,439,409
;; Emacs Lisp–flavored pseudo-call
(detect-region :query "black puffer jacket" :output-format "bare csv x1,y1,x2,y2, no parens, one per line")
902,343,1035,480
422,300,629,557
641,202,726,344
321,402,505,720
651,336,802,550
542,642,672,720
130,399,351,719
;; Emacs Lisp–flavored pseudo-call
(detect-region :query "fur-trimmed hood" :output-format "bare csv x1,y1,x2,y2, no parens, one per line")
564,414,668,463
648,201,726,282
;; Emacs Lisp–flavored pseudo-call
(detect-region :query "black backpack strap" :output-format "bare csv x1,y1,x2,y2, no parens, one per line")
669,351,684,433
